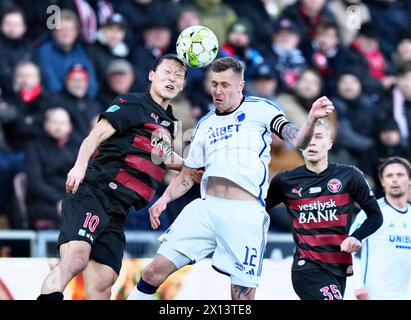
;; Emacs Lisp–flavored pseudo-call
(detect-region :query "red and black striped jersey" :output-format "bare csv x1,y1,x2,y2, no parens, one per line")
84,92,177,209
266,163,377,277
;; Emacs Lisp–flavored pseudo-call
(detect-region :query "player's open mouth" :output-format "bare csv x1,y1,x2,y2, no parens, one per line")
307,149,317,155
165,85,174,90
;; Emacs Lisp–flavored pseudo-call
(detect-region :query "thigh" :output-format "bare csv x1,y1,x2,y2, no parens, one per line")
292,269,345,300
211,198,270,288
90,213,126,275
158,198,216,262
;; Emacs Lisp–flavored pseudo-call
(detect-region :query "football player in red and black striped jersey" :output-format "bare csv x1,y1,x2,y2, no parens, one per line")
37,54,198,300
266,119,383,300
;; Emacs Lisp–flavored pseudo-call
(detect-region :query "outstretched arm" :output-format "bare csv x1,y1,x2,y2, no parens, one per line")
281,96,334,150
165,152,184,171
66,118,116,193
149,165,195,229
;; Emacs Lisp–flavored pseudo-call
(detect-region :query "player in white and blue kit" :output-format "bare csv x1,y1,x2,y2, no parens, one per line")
128,57,335,300
351,157,411,300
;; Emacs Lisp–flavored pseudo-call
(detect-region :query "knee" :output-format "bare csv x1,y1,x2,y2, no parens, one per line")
60,245,90,275
86,284,114,300
142,262,169,287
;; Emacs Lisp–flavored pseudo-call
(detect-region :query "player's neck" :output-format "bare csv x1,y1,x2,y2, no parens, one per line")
305,158,328,174
385,195,408,211
150,90,170,110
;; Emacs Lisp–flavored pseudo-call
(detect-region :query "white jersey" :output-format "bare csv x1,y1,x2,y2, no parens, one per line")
184,96,288,206
350,197,411,299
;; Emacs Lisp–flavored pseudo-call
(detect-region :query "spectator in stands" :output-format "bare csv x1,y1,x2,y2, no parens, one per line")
223,0,277,53
300,20,347,95
186,66,214,119
386,63,411,155
98,59,135,108
172,7,202,46
0,97,18,224
12,0,56,43
392,31,411,71
49,63,101,141
3,61,49,152
276,69,324,128
183,0,237,44
348,22,395,91
246,62,278,100
279,0,336,40
116,0,178,46
87,12,130,83
264,18,306,92
327,0,371,46
221,19,264,80
0,7,37,97
332,69,378,165
38,10,98,97
359,119,409,198
59,0,114,43
25,107,80,230
131,19,173,91
364,0,411,60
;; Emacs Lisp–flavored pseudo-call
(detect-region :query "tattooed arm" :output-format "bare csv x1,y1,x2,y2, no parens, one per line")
281,120,316,150
231,285,255,300
148,165,195,229
281,96,334,150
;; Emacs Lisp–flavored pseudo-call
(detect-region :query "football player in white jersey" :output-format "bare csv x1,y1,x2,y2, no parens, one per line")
128,57,334,300
351,156,411,300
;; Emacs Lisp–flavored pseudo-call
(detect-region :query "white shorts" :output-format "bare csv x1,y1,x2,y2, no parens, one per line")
158,195,270,287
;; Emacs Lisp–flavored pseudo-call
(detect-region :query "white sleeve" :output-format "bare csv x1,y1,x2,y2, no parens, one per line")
184,125,205,169
349,210,367,235
350,210,367,290
258,99,290,137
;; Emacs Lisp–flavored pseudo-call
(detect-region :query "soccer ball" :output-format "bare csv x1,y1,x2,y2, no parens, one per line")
176,25,219,68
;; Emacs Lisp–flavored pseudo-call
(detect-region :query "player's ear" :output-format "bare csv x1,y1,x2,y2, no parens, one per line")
328,139,333,150
148,70,154,82
239,80,245,92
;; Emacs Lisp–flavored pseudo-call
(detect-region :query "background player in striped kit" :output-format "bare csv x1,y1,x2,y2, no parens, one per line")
128,57,335,300
266,119,383,300
37,54,195,300
351,156,411,300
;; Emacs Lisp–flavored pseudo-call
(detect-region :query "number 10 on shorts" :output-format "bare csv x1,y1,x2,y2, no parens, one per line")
83,212,100,232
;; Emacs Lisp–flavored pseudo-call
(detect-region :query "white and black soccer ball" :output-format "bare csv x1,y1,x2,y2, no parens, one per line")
176,25,219,68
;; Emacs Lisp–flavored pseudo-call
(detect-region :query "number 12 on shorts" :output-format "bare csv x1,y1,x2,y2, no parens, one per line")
243,246,257,267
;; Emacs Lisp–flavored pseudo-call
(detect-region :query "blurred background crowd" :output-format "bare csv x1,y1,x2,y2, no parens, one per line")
0,0,410,234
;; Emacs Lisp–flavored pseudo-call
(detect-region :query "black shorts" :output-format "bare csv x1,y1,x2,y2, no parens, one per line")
57,182,129,274
291,264,346,300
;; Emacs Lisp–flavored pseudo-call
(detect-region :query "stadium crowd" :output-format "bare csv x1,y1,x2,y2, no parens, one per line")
0,0,410,234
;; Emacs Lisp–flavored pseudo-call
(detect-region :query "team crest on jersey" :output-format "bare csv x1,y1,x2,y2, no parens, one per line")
327,179,342,193
106,105,120,112
235,111,246,122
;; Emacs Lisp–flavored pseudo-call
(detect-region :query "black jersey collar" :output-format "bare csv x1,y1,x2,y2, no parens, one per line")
215,96,245,116
146,92,176,120
303,162,334,175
